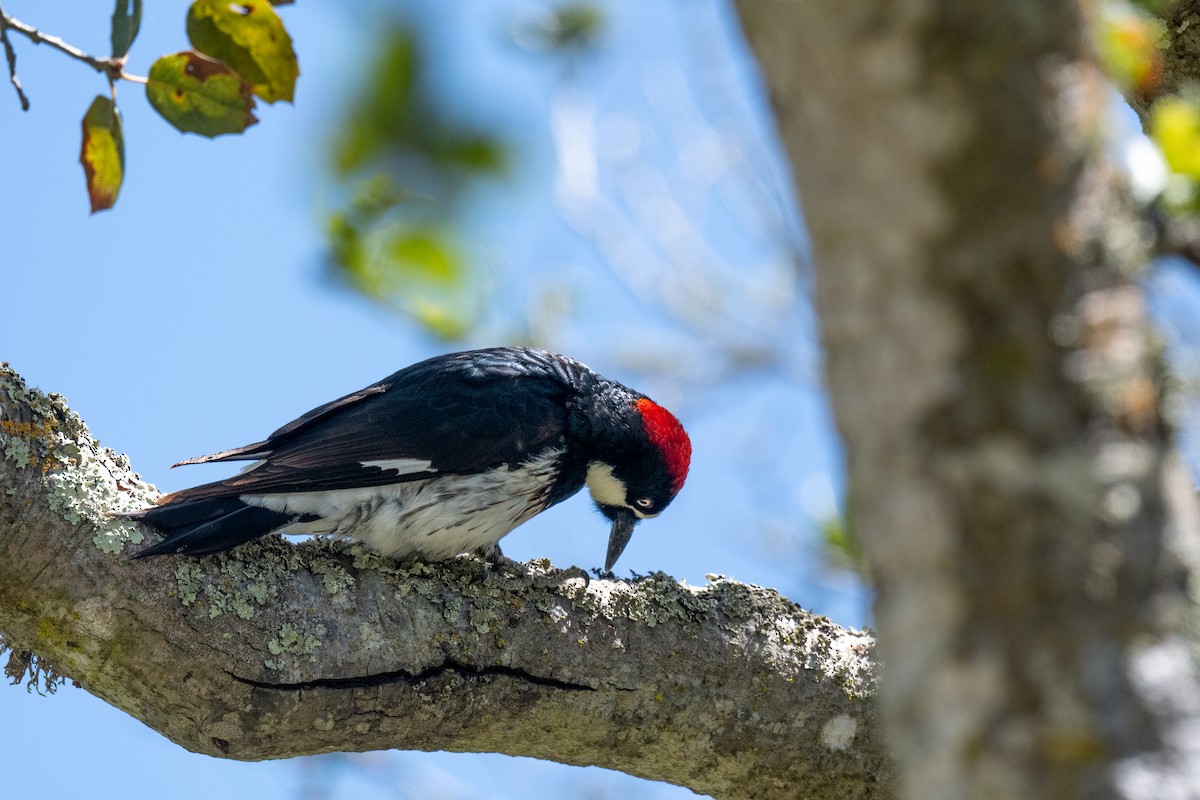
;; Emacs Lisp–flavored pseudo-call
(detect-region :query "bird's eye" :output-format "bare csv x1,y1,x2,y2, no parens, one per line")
635,497,654,509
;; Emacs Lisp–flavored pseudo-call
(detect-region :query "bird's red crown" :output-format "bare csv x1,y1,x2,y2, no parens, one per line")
635,398,691,495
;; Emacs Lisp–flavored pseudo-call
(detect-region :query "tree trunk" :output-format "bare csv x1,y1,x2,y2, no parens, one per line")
736,1,1200,798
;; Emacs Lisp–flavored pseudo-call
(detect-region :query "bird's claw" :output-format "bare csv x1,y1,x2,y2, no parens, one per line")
557,564,591,588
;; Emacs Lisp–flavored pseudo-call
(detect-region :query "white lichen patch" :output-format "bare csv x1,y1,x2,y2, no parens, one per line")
357,620,386,653
548,602,570,632
820,714,858,751
92,517,145,555
172,540,307,619
2,433,33,467
798,624,877,698
44,439,157,545
173,560,207,607
1,369,158,554
584,570,881,700
575,571,717,631
310,558,356,597
469,600,500,634
265,621,326,669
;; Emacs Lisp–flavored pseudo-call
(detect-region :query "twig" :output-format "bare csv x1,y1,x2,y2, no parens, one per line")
0,5,29,110
0,6,146,89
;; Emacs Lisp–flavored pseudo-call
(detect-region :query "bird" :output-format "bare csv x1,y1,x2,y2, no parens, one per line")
128,347,691,572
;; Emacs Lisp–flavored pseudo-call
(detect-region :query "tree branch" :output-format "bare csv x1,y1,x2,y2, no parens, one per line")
0,363,890,800
0,5,27,111
0,5,145,93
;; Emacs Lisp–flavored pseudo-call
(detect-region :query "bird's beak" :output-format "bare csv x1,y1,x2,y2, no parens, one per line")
605,508,639,573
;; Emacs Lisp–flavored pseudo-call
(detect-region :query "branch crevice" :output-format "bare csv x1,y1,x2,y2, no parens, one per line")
226,660,599,693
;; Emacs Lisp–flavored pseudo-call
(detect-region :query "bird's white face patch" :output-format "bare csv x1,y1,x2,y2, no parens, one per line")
360,458,436,476
585,462,626,508
586,461,656,519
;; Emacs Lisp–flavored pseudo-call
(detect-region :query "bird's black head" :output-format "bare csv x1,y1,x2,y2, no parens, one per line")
584,395,691,572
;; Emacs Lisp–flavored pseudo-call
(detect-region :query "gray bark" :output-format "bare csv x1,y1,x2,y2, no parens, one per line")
0,363,887,800
1131,0,1200,120
736,2,1200,799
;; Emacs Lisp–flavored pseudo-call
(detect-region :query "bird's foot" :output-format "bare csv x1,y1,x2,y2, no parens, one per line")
476,546,591,589
555,564,591,589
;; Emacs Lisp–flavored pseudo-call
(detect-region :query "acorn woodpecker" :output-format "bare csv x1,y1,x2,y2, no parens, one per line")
129,347,691,571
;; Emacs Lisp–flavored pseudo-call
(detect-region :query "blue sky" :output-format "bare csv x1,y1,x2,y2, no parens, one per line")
0,2,862,798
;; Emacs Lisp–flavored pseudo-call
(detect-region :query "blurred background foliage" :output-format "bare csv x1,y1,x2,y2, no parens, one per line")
326,25,507,338
322,5,614,340
319,2,813,370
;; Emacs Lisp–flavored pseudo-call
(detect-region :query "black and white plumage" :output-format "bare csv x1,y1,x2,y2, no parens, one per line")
129,347,691,571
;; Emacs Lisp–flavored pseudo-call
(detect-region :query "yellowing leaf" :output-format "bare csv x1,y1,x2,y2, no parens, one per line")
1096,1,1163,96
187,0,299,103
1151,97,1200,179
80,95,125,213
146,51,258,137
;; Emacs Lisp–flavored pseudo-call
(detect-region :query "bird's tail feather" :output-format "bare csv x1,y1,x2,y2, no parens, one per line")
126,497,297,558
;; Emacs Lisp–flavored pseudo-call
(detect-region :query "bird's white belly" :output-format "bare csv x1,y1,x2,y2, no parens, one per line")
241,449,564,560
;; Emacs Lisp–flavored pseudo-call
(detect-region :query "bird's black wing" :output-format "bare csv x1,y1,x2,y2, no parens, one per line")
160,348,583,503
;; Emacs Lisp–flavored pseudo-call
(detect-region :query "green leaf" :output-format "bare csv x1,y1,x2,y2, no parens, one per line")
385,230,461,286
328,214,367,281
186,0,299,103
514,3,606,53
333,30,417,175
331,28,506,178
326,214,477,340
110,0,143,59
819,513,864,576
146,51,258,137
80,95,125,213
1151,96,1200,180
